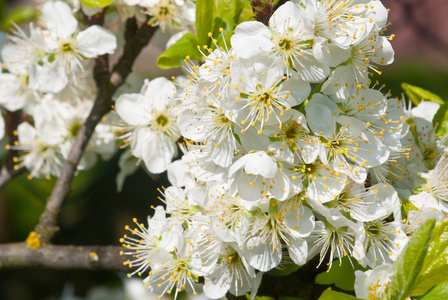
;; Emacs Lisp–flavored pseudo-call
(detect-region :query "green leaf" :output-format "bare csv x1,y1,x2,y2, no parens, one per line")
266,262,300,276
211,16,232,47
433,101,448,126
433,102,448,137
237,5,255,23
318,288,361,300
210,0,241,48
247,295,275,300
316,257,367,291
420,281,448,300
3,173,47,239
436,120,448,138
156,33,202,69
400,199,419,220
195,0,253,51
234,0,252,22
214,0,236,26
412,184,426,195
402,83,444,105
195,0,216,47
410,219,448,296
80,0,114,7
381,218,436,300
1,6,37,30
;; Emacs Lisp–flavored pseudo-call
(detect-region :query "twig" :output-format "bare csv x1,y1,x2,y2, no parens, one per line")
0,165,26,189
33,18,158,246
0,243,127,272
249,0,274,25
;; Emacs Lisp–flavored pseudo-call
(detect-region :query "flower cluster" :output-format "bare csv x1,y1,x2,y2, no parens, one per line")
120,1,447,299
118,0,196,32
0,0,445,299
0,1,117,178
0,0,195,180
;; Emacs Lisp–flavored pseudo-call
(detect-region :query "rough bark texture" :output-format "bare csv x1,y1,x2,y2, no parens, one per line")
0,243,127,272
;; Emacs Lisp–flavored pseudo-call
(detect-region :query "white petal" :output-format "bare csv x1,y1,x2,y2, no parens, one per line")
306,102,335,138
140,77,176,110
167,160,196,188
0,73,26,111
373,37,394,65
237,173,266,202
204,268,231,299
244,152,278,178
116,150,139,192
246,235,282,271
269,2,303,33
287,235,308,265
115,93,152,126
278,75,310,106
77,25,117,58
41,1,77,39
328,43,351,67
283,205,314,237
130,126,152,158
231,21,273,59
33,63,68,93
17,122,36,145
409,192,441,210
411,101,440,123
367,1,389,28
0,113,5,140
141,134,176,174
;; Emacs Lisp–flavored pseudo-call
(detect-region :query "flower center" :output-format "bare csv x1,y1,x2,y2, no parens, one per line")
283,120,305,141
68,121,82,139
216,112,229,126
255,91,273,104
159,6,170,17
225,251,241,265
62,43,73,53
152,111,175,133
301,163,317,175
422,148,437,170
278,38,293,51
156,115,169,127
19,74,29,90
366,222,382,236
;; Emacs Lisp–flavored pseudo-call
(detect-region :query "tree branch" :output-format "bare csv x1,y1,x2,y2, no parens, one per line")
0,165,26,189
249,0,275,26
33,19,158,246
0,243,126,272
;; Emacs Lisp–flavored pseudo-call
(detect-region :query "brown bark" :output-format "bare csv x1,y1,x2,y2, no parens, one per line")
0,243,127,272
